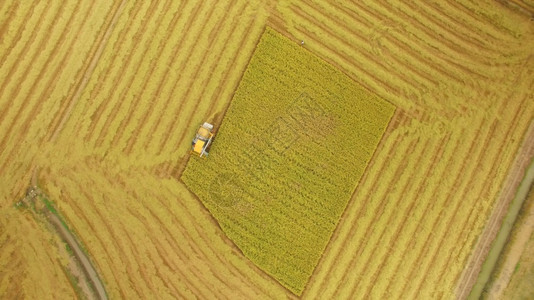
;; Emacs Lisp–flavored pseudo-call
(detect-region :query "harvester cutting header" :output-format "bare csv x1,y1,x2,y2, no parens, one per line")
191,122,215,158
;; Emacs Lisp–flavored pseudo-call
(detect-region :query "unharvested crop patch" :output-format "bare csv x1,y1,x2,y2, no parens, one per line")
182,27,395,294
2,0,533,298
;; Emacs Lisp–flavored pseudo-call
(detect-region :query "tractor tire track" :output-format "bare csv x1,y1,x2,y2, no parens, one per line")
130,1,208,153
152,1,226,154
109,0,187,151
438,88,533,284
380,132,451,298
167,2,259,157
0,1,43,77
0,2,64,142
298,0,442,88
0,1,94,171
49,0,128,142
119,0,192,154
339,138,433,297
92,0,164,149
82,1,145,143
88,1,160,147
455,118,534,299
359,138,445,299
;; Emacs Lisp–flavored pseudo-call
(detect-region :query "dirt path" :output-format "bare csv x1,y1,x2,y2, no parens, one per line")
47,212,108,300
32,167,108,300
455,120,534,299
487,185,534,299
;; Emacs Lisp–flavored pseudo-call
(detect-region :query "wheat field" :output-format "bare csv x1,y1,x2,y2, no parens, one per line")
1,0,533,299
182,27,395,295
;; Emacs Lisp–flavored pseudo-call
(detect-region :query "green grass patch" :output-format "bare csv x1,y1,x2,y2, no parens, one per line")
41,196,69,230
182,27,395,295
65,242,74,257
42,196,58,215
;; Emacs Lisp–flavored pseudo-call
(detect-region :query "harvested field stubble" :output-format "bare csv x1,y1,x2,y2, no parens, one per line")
182,27,395,294
0,0,533,298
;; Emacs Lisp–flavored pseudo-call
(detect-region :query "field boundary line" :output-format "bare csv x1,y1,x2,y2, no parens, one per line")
92,0,162,148
313,113,406,298
168,5,261,156
48,209,108,299
168,2,254,179
456,120,534,299
49,0,127,142
467,154,534,298
58,175,142,298
121,0,195,154
0,1,83,171
436,90,533,286
158,0,237,155
28,167,108,300
109,0,186,151
487,176,534,299
306,111,405,298
381,131,451,297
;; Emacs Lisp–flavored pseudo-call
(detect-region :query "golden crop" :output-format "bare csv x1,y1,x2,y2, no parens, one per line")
2,0,532,298
182,27,395,294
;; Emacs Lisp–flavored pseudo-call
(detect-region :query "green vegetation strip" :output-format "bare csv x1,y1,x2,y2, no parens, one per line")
182,27,395,294
42,197,68,229
468,159,534,299
41,195,108,300
40,196,91,258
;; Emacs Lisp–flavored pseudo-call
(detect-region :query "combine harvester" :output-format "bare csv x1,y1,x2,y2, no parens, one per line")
191,122,215,158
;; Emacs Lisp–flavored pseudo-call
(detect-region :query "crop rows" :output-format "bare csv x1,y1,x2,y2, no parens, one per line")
273,0,534,298
0,0,283,298
1,0,533,298
182,27,395,294
41,1,281,298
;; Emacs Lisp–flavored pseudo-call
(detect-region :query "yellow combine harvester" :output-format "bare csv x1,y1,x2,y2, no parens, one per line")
191,122,214,158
